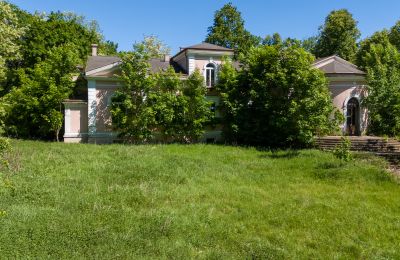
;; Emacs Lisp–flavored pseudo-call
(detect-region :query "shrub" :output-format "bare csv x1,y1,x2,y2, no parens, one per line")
0,137,11,169
217,44,340,147
333,136,352,161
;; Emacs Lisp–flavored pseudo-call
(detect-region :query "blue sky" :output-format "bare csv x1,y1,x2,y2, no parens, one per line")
8,0,400,54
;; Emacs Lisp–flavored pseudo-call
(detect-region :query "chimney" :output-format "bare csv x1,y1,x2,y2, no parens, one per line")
91,44,98,56
162,55,170,62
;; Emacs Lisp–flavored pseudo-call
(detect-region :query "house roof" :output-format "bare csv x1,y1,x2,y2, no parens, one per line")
85,56,121,73
85,56,187,75
172,42,234,60
182,42,233,51
85,43,233,75
312,55,365,75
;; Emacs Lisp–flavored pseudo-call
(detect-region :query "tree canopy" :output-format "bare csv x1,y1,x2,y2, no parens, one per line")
217,44,341,147
2,44,80,139
111,39,212,143
0,3,117,140
134,35,171,59
314,9,360,61
389,20,400,51
205,3,260,55
0,1,24,85
357,31,400,136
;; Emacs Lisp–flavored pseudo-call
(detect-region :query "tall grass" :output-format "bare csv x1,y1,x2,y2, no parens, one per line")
0,140,399,258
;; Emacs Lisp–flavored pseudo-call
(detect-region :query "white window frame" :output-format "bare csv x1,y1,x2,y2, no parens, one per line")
205,63,216,88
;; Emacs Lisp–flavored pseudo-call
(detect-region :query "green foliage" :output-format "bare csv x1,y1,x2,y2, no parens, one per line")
217,44,340,147
333,136,352,161
205,3,260,55
111,44,156,143
262,33,283,46
357,31,400,136
150,67,184,141
0,1,25,84
314,9,360,61
301,36,318,54
18,11,115,68
134,35,170,59
389,20,400,51
98,40,118,56
0,137,11,169
2,44,80,139
0,140,399,258
112,41,212,143
216,57,239,142
0,4,117,140
181,70,213,142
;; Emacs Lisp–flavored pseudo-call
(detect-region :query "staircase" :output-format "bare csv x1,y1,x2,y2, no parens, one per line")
315,136,400,164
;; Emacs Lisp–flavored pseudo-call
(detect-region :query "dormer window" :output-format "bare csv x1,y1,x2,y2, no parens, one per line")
205,63,216,88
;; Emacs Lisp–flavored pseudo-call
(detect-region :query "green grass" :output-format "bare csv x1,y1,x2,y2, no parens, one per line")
0,140,399,259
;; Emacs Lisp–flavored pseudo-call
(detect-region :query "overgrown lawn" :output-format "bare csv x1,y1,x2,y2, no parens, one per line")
0,140,399,258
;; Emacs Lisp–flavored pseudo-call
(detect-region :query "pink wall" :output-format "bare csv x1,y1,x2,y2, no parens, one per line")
328,79,368,134
70,108,88,133
96,88,115,132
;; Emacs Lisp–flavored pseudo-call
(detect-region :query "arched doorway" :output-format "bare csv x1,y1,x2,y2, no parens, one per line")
346,97,360,136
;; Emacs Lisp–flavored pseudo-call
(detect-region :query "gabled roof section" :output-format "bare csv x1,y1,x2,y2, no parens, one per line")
172,42,234,60
312,55,365,75
182,42,233,51
85,55,187,77
85,56,121,73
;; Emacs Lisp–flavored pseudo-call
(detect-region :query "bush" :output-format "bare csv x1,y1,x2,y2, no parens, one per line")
333,136,352,161
0,137,11,169
217,44,340,147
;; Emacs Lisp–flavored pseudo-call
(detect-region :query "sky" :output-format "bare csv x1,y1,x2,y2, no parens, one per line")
8,0,400,54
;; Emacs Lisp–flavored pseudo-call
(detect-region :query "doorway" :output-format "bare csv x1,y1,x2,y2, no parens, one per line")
346,97,360,136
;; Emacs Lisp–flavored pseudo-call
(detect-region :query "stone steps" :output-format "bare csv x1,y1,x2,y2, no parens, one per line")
315,136,400,163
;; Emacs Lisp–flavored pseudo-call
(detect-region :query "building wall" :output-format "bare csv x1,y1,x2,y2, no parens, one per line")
63,102,88,143
327,79,368,134
88,79,119,144
66,52,370,144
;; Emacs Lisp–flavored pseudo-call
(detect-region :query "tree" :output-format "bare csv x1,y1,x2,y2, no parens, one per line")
314,9,360,61
262,33,283,46
98,40,118,56
149,66,184,141
301,36,318,54
110,43,156,143
358,32,400,136
111,40,212,143
389,20,400,51
356,30,390,69
18,11,114,68
217,44,340,147
2,44,80,140
205,3,260,55
134,35,170,59
0,5,118,140
0,1,24,85
181,70,213,142
215,57,239,142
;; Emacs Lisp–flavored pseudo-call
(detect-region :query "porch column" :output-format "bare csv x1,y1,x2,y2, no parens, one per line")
88,80,97,134
188,55,195,75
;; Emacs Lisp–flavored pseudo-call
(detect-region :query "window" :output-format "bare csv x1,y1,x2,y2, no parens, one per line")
205,63,216,88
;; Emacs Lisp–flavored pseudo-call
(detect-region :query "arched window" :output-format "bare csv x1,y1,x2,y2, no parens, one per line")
205,63,216,88
346,97,360,136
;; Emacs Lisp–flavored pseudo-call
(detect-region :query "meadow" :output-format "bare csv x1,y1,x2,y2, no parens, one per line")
0,140,399,258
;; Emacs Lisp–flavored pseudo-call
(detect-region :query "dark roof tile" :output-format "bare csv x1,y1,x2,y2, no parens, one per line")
85,56,121,72
182,42,233,51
